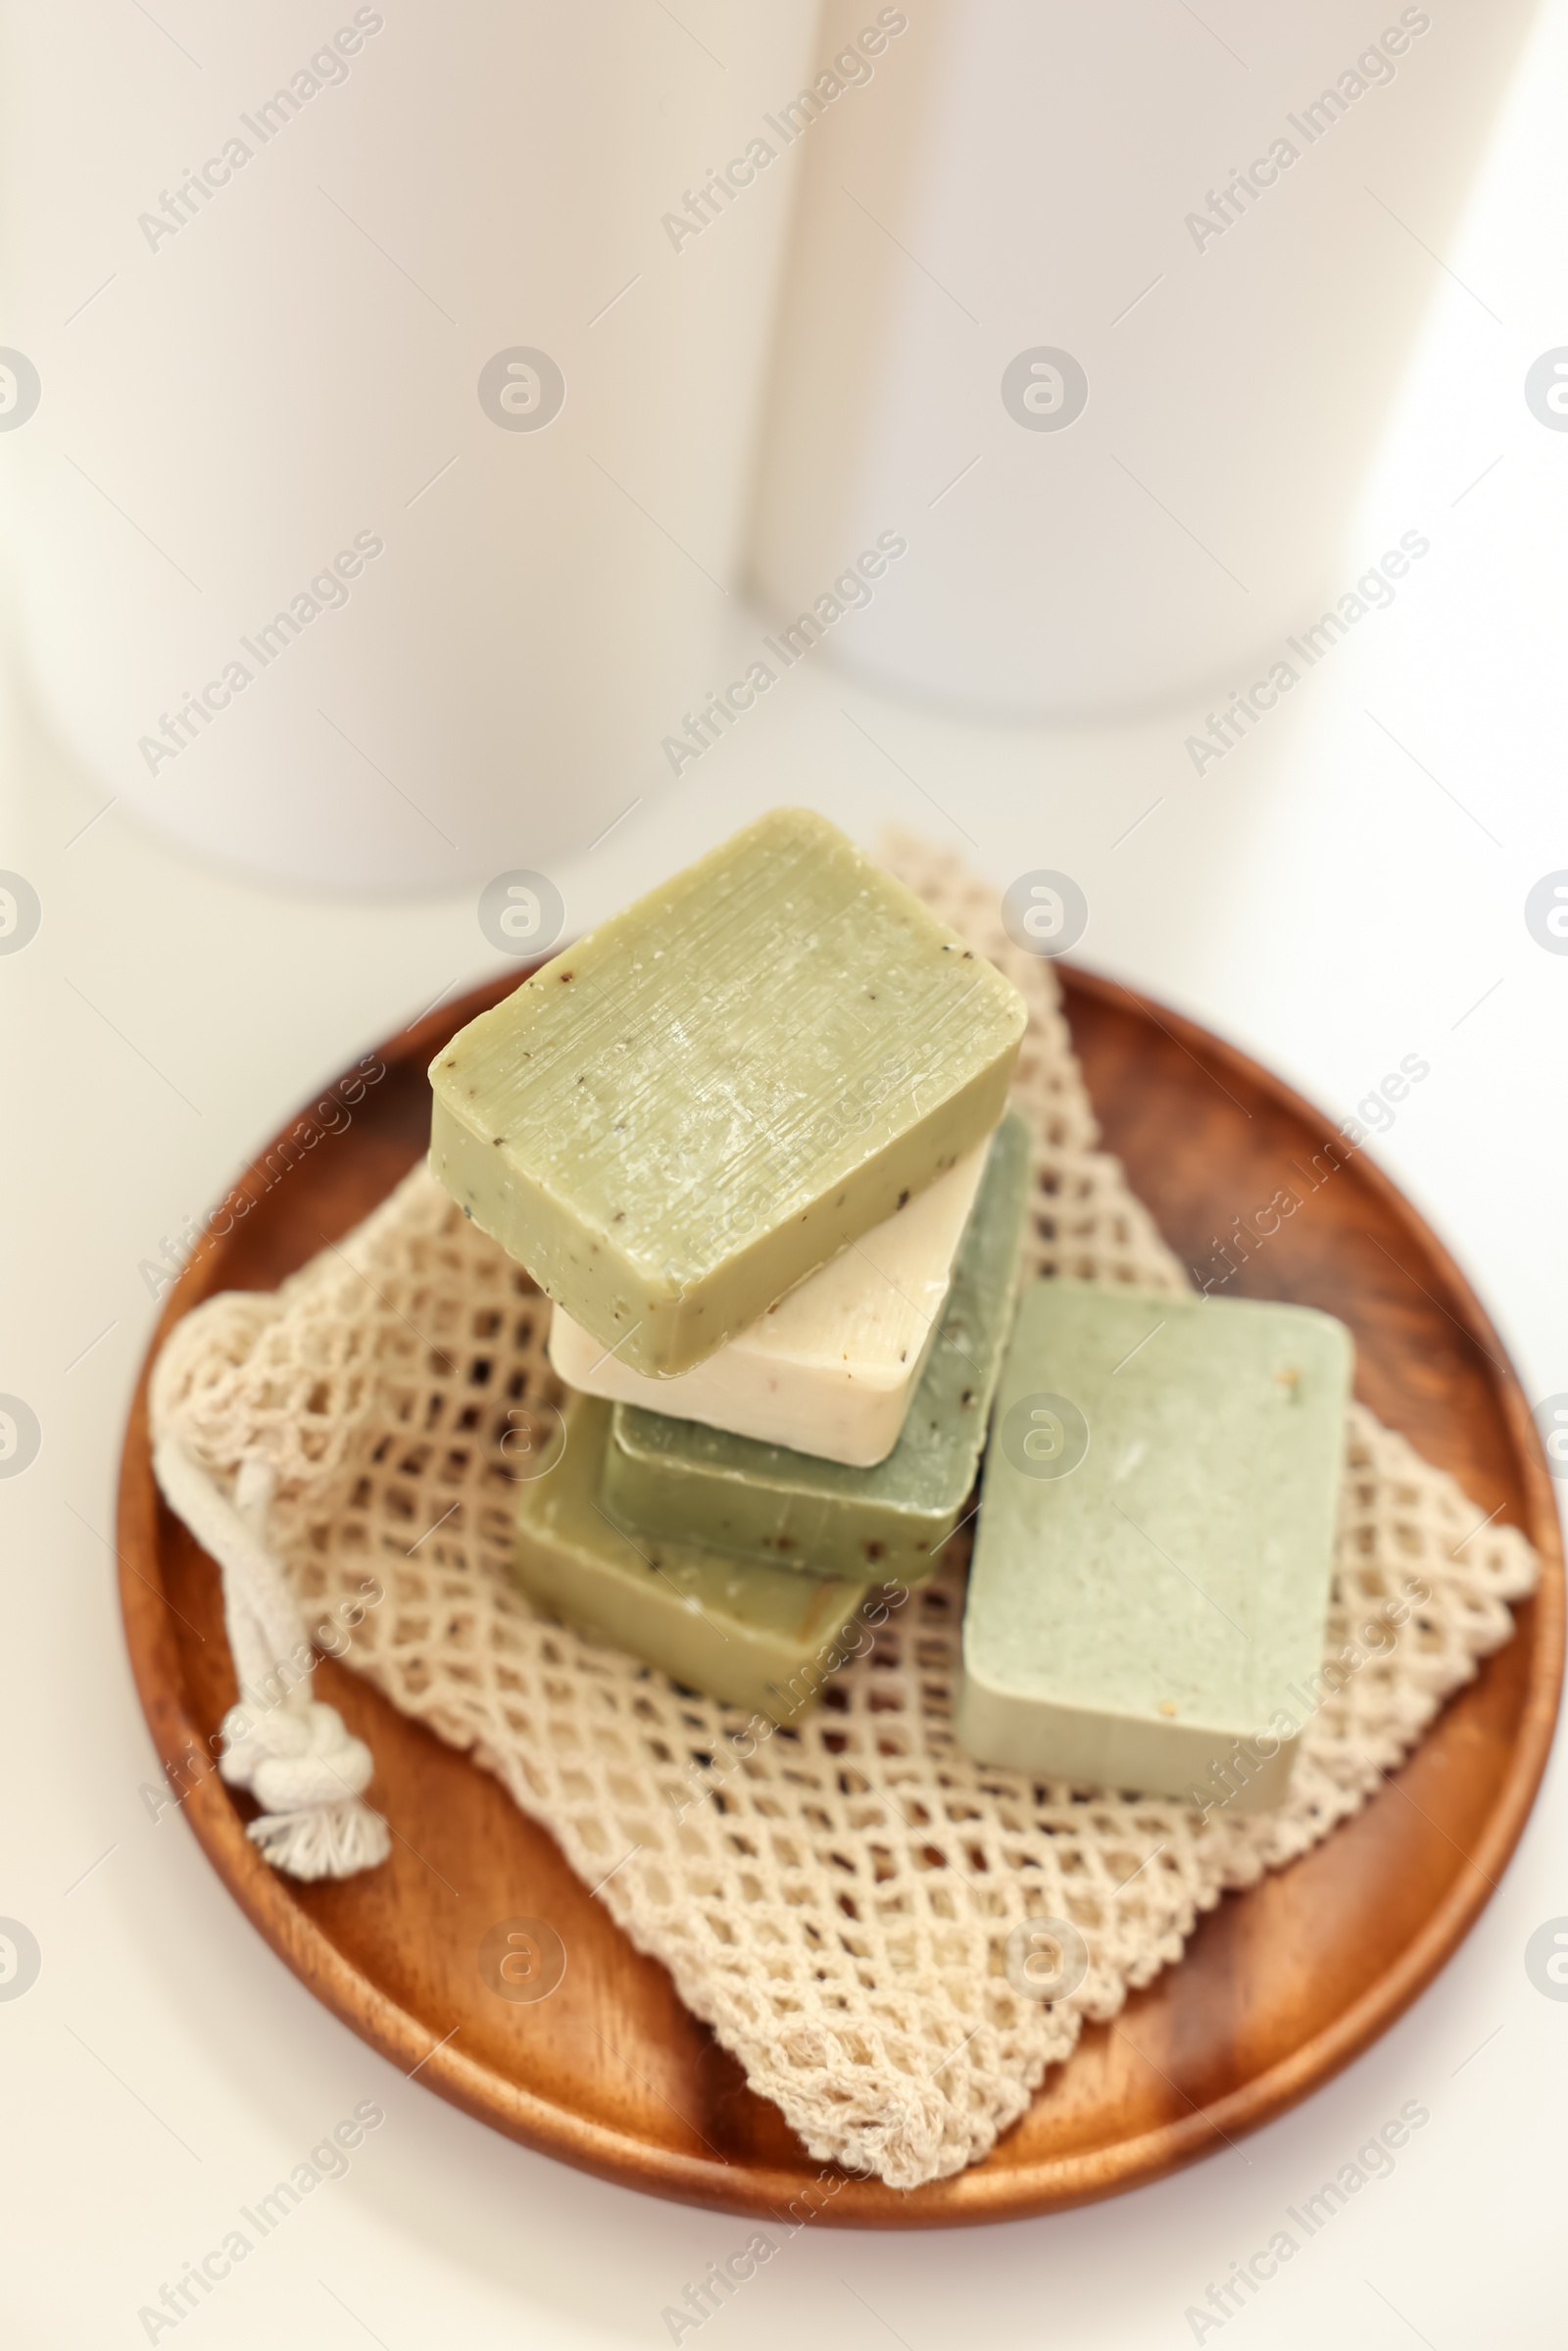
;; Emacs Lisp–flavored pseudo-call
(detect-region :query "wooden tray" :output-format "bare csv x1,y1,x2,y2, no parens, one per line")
117,966,1563,2226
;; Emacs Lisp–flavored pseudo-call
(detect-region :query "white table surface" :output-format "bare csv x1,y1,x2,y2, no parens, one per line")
5,19,1568,2350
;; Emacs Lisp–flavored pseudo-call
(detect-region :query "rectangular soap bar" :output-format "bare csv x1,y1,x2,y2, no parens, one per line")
512,1395,877,1722
430,808,1025,1377
956,1283,1351,1808
601,1111,1031,1584
548,1132,992,1468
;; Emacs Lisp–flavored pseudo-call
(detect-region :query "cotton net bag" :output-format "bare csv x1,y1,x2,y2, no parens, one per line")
148,835,1538,2190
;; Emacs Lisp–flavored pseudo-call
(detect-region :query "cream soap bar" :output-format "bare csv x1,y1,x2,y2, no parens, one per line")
956,1283,1351,1808
547,1134,991,1468
429,808,1026,1378
602,1112,1030,1583
512,1395,875,1722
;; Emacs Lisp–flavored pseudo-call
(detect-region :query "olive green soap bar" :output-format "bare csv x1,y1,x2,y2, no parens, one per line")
956,1283,1351,1808
602,1110,1031,1583
430,808,1025,1377
513,1395,876,1723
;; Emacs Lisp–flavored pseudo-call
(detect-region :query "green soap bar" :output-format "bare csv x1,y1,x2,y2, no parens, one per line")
513,1395,876,1723
956,1283,1351,1808
603,1110,1031,1583
430,808,1025,1377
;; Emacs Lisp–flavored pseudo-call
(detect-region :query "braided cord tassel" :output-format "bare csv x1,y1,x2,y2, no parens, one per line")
152,1437,390,1881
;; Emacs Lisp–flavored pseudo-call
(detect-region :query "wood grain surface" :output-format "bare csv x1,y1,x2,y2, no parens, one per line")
116,965,1564,2226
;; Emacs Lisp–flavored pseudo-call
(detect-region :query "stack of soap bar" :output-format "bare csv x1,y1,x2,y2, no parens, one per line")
430,807,1029,1721
547,1136,991,1467
429,806,1025,1376
600,1112,1031,1582
956,1283,1351,1807
513,1396,876,1723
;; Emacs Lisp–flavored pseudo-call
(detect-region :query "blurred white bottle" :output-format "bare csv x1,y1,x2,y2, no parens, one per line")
746,0,1538,715
0,0,819,890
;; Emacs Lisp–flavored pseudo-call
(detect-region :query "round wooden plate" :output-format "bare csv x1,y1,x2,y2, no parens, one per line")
117,967,1563,2226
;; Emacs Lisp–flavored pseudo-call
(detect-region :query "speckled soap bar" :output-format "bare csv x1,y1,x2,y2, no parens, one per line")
429,808,1025,1378
601,1111,1031,1583
512,1395,876,1722
956,1283,1351,1808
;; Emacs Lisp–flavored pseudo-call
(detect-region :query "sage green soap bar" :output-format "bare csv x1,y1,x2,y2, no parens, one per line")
603,1111,1031,1583
430,808,1025,1377
956,1284,1351,1808
513,1395,876,1722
